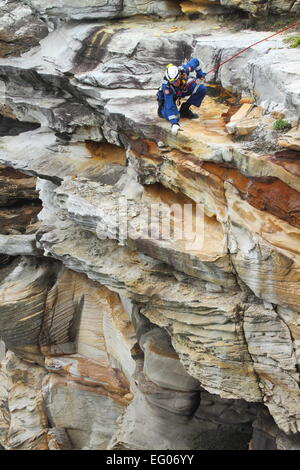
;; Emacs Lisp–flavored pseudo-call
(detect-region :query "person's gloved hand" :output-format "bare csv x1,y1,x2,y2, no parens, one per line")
171,124,181,136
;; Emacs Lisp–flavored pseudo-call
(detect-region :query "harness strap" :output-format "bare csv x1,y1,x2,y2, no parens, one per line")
192,79,202,95
182,78,196,93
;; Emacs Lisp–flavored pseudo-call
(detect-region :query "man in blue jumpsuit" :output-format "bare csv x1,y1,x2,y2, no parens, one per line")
157,58,207,135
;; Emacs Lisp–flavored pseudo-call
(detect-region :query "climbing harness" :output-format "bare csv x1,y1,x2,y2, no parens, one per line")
205,19,300,76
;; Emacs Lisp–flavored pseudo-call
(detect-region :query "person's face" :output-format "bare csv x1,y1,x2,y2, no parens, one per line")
173,78,180,87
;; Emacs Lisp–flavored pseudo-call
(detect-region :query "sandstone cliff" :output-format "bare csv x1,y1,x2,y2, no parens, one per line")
0,0,299,450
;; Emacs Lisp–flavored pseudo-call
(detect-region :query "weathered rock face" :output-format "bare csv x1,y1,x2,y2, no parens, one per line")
5,0,298,25
14,0,180,21
0,255,259,450
252,406,300,450
0,165,41,256
181,0,300,15
0,164,37,206
0,351,49,450
0,1,48,57
0,2,300,451
0,20,298,130
0,258,134,449
219,0,300,15
53,173,234,287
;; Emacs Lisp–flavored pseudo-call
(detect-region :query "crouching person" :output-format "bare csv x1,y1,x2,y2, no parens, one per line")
157,58,207,135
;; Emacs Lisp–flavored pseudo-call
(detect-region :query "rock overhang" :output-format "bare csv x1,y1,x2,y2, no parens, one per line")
1,8,300,449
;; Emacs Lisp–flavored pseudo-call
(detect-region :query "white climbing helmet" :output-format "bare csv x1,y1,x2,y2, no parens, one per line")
165,64,180,82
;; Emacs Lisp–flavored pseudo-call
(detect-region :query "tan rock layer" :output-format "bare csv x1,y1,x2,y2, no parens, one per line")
85,141,126,166
270,150,300,179
54,175,234,287
0,261,134,449
226,182,300,313
44,356,131,406
129,138,300,230
244,305,300,434
38,221,263,403
0,351,49,450
203,162,300,230
0,257,60,362
278,127,300,152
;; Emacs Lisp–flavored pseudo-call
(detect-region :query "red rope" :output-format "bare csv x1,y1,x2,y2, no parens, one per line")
206,19,300,75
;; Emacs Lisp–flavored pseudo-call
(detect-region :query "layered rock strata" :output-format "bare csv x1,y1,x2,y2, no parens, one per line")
0,5,300,451
0,165,41,256
0,1,48,57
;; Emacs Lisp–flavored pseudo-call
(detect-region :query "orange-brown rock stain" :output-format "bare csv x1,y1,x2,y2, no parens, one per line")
206,85,241,124
128,137,162,161
47,357,132,407
148,340,179,360
182,95,233,144
85,141,126,165
129,135,300,230
144,182,196,207
203,162,300,230
180,0,220,8
221,104,241,123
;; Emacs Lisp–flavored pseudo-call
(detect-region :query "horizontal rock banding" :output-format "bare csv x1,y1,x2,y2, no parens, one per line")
1,6,300,450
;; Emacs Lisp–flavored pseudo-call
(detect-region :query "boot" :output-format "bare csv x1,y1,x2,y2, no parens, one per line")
180,102,198,119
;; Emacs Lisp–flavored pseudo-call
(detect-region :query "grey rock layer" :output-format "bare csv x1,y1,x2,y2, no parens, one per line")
20,0,181,20
0,1,48,57
0,9,300,450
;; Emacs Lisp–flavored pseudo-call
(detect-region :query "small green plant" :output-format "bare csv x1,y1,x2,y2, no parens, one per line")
273,119,292,131
286,35,300,48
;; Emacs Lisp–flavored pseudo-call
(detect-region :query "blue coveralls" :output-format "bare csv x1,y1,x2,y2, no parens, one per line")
160,58,207,125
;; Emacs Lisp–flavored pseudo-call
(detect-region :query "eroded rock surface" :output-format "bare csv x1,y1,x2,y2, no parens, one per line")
219,0,300,15
21,0,182,21
0,3,300,451
0,1,48,57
